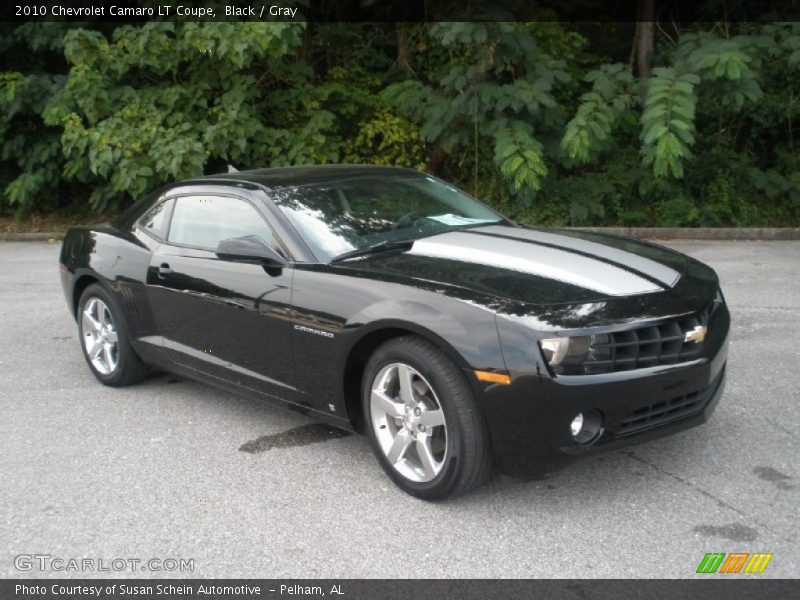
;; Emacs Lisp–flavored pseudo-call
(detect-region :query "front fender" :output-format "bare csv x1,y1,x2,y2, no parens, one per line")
346,298,505,372
289,265,509,417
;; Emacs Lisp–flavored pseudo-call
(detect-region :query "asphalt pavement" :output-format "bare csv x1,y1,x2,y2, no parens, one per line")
0,240,798,578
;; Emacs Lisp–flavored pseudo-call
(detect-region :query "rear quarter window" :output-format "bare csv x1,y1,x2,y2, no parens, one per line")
138,199,173,240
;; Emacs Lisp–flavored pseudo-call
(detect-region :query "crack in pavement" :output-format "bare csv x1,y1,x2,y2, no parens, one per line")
623,451,796,544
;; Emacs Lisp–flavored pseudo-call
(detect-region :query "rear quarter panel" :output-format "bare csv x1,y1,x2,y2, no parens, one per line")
59,225,157,322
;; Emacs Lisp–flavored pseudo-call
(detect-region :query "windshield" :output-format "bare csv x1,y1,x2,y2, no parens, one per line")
271,174,504,261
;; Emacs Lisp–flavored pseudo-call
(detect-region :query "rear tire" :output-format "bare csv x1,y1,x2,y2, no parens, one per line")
362,335,493,500
77,283,149,387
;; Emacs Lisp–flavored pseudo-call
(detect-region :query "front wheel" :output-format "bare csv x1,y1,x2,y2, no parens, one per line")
363,336,493,500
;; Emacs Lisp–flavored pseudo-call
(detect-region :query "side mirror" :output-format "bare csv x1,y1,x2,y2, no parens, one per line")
215,235,288,268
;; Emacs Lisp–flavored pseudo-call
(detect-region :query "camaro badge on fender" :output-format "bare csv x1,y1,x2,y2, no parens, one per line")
684,325,707,344
294,324,335,338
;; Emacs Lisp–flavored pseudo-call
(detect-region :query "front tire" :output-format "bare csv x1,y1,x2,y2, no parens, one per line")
77,283,149,387
363,335,493,500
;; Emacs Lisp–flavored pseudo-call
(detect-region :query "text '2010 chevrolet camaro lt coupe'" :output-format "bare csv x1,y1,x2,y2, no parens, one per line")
59,166,729,499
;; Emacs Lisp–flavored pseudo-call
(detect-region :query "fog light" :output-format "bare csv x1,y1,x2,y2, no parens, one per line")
570,413,584,437
570,409,603,445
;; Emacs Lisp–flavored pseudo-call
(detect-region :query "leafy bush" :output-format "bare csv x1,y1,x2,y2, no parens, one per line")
0,20,798,227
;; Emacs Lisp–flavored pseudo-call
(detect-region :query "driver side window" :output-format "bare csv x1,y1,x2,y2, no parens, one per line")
167,195,275,250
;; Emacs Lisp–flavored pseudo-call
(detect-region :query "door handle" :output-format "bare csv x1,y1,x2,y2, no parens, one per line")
158,263,172,277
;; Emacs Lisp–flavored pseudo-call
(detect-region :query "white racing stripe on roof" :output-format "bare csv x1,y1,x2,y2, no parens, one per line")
410,231,663,296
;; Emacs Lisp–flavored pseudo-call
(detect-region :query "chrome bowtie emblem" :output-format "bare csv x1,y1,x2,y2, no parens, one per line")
684,325,707,344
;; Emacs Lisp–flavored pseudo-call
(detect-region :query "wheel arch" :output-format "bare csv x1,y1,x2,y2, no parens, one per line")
72,273,102,319
341,320,473,434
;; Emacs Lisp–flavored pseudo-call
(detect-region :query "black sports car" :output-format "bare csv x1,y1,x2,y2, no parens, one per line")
59,166,729,499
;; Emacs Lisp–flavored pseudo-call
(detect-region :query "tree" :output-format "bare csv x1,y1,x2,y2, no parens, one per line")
0,19,798,227
0,23,78,212
383,22,571,203
631,0,656,78
43,22,303,210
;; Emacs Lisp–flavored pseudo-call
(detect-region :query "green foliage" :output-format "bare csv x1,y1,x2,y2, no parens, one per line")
0,20,798,227
561,63,635,163
561,25,790,187
493,120,547,198
40,22,304,210
676,34,762,110
383,22,571,200
0,37,67,212
749,168,800,225
656,194,701,227
751,169,800,203
531,148,647,226
640,68,700,179
701,173,756,226
343,108,427,169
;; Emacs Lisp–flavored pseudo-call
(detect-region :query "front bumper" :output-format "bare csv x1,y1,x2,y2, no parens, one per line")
481,307,730,476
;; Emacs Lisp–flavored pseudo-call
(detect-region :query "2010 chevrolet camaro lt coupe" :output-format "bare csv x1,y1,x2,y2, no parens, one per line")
59,165,730,499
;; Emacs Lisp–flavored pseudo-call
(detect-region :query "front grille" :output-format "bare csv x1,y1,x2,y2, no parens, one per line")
582,315,705,374
617,368,724,436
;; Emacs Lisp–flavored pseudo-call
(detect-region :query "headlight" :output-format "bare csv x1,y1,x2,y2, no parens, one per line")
539,335,609,374
539,336,590,369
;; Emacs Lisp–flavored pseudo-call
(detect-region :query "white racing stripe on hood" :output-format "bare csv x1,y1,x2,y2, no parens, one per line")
410,231,663,296
477,225,681,287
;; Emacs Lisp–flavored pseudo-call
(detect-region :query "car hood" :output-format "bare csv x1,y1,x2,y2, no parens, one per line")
339,225,690,303
334,225,722,331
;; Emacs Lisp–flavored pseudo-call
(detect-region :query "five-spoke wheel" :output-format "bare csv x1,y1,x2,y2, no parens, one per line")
81,297,119,375
363,335,493,499
370,363,448,482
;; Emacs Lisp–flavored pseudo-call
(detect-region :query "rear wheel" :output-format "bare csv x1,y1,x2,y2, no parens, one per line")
77,284,149,387
363,335,492,499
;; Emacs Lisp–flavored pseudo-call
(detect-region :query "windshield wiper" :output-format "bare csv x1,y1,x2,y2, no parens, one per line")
329,240,414,264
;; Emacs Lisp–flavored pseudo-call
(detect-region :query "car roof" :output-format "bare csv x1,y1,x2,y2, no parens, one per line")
186,164,425,190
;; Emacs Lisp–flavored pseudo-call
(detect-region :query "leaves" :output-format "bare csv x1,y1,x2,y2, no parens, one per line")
494,120,547,194
384,23,566,197
343,108,427,169
750,168,800,205
0,20,799,228
37,23,307,210
561,63,635,163
681,33,768,115
640,68,699,179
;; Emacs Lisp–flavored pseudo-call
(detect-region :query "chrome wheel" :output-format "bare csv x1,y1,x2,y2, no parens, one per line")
81,297,119,376
370,362,447,483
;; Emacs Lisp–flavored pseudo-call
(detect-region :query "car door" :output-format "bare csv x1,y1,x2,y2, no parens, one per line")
146,192,296,401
